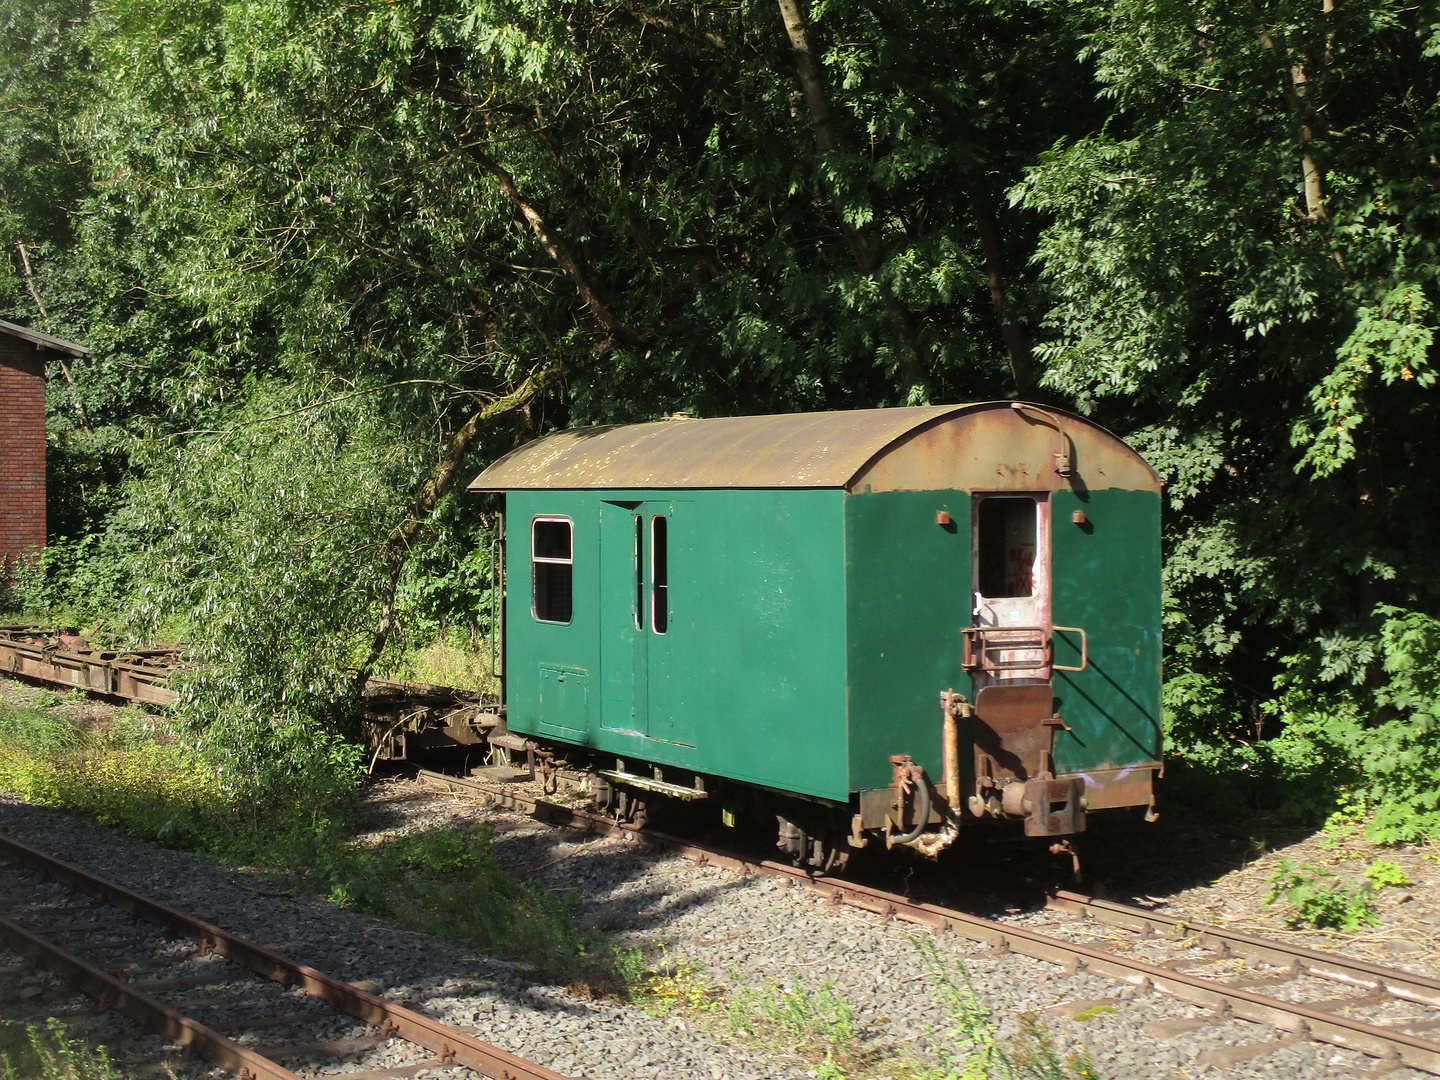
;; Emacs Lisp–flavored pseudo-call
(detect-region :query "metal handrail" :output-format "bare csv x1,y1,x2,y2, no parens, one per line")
1051,625,1089,672
960,624,1089,674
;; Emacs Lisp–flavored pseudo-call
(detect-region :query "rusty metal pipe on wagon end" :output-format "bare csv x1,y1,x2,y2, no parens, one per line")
941,689,965,815
938,694,961,812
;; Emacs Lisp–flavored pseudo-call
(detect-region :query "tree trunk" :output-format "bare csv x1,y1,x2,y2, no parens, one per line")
355,140,651,687
1258,2,1335,223
467,146,645,350
775,0,928,396
973,203,1033,393
355,364,571,687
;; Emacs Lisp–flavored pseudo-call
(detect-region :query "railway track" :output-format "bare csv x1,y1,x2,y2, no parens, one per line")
8,645,1439,1073
0,832,571,1080
417,767,1440,1077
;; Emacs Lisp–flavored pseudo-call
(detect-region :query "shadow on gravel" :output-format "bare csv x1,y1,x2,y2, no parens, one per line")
845,780,1322,916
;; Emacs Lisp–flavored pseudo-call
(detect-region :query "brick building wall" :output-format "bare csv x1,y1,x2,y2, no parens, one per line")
0,333,49,578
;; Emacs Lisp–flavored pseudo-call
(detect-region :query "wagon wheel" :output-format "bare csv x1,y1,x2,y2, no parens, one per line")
811,834,850,876
627,796,649,830
820,839,850,876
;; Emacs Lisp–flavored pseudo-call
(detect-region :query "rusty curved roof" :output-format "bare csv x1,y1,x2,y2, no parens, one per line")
469,404,1007,491
470,403,1162,492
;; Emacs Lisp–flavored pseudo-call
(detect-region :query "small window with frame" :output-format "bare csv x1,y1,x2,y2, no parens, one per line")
633,514,645,631
651,514,668,634
532,517,573,624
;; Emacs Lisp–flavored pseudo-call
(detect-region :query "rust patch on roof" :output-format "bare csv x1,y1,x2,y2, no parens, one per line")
470,405,969,491
468,403,1161,493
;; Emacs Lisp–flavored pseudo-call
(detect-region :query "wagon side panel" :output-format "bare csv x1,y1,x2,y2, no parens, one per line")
844,489,971,794
505,487,851,802
662,488,849,799
1048,486,1163,780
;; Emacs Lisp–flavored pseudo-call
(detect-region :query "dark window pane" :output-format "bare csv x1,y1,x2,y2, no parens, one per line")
977,498,1036,598
652,515,668,634
532,518,573,623
534,562,573,623
634,514,644,630
533,519,572,561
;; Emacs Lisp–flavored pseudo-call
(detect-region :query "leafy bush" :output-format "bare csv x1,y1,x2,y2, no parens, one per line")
1161,606,1440,844
12,531,140,628
1269,607,1440,843
125,388,418,802
1265,860,1379,931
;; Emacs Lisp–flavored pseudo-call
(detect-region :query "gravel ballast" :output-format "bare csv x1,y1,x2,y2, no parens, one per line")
2,776,1434,1080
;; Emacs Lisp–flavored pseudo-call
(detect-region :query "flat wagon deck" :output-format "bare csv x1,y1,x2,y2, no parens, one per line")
0,624,179,705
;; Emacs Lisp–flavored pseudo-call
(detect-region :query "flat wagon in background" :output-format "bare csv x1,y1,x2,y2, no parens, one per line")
0,628,179,706
469,402,1163,869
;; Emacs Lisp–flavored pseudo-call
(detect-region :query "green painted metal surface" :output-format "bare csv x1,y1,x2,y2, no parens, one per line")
1049,488,1163,771
502,470,1159,806
598,500,647,739
506,488,851,800
844,490,972,792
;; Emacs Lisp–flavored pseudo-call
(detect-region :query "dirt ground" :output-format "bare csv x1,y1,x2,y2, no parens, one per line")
1101,809,1440,972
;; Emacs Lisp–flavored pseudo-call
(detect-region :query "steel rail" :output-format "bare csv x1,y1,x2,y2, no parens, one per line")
0,912,305,1080
0,833,573,1080
1047,889,1440,1009
418,768,1440,1075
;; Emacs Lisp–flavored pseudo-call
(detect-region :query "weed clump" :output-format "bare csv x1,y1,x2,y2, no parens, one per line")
724,973,858,1067
1265,860,1380,931
906,938,1099,1080
1363,859,1411,889
610,943,717,1014
1,1018,117,1080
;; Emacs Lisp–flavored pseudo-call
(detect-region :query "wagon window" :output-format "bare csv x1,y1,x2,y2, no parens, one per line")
532,517,573,624
634,514,645,631
977,498,1036,599
651,515,668,634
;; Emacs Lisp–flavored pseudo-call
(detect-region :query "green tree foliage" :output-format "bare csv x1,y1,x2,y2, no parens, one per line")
20,0,1073,788
2,0,1438,832
1015,0,1440,832
0,0,89,312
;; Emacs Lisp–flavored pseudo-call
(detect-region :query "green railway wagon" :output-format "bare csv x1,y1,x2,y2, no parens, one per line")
469,402,1162,868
